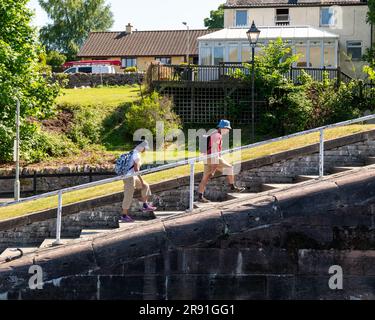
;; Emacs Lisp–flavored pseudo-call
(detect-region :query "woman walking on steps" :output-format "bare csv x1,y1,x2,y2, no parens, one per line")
121,140,157,223
197,119,245,203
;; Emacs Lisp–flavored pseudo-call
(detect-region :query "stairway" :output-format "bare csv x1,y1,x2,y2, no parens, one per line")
0,156,373,263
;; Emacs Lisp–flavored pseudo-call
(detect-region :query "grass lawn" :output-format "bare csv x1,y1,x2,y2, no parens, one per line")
1,124,374,221
57,86,141,107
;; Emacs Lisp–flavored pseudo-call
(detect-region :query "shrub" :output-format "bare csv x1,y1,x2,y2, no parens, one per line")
259,84,313,135
125,92,181,137
46,50,67,72
124,66,137,73
21,128,78,163
67,107,103,148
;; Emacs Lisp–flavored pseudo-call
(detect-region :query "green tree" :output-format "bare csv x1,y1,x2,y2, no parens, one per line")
204,4,225,29
38,0,114,60
368,0,375,24
363,0,375,65
0,0,61,162
46,50,67,72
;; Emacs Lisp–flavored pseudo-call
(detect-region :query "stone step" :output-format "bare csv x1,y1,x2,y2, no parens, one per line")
193,201,220,210
295,175,320,183
226,192,259,201
39,239,72,249
117,220,148,229
261,183,296,192
366,157,375,165
154,211,184,219
80,229,114,239
331,166,364,174
0,247,38,262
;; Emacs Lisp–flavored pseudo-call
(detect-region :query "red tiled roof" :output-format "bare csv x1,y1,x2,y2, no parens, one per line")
225,0,367,7
77,29,218,57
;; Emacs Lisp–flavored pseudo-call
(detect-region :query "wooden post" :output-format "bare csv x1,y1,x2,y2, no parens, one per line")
33,171,37,195
358,80,363,100
336,66,342,88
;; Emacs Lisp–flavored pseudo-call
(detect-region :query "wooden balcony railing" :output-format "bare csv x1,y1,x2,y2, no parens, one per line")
149,64,353,85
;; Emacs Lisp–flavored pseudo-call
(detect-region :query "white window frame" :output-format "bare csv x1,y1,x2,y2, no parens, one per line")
122,57,137,68
346,41,362,61
155,57,172,65
235,10,248,27
275,8,290,25
320,7,335,27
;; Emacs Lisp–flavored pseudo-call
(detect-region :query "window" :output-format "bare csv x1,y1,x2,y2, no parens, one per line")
241,45,250,62
77,67,92,73
320,7,335,26
309,41,322,68
121,57,137,68
236,10,248,27
228,46,239,62
324,41,335,67
200,47,212,65
156,57,172,65
295,41,307,67
275,8,289,26
347,41,362,60
64,67,77,74
214,47,224,65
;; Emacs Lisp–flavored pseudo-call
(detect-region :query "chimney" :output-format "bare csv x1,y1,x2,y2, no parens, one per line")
126,23,133,34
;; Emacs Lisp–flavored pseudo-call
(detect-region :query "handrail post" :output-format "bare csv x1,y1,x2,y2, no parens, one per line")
188,161,195,212
14,98,20,202
53,191,63,246
319,129,324,178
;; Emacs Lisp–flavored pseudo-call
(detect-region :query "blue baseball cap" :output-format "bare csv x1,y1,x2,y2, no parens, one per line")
217,119,232,130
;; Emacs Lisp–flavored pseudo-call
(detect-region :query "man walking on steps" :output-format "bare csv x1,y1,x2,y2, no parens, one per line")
197,119,245,203
121,140,156,223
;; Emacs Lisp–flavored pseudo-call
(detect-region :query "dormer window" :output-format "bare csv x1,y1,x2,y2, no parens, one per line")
236,10,248,27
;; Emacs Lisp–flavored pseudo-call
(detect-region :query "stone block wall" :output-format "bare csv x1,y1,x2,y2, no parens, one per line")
1,167,375,300
52,73,144,88
1,131,375,252
0,165,115,196
0,206,120,251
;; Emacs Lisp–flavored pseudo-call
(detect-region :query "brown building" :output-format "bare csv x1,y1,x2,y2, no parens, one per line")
77,24,217,72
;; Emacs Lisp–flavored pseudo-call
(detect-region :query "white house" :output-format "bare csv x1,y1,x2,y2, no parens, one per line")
198,0,371,77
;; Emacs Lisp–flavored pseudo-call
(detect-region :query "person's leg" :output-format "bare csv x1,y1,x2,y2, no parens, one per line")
122,177,135,222
134,177,156,211
219,158,245,192
198,164,217,202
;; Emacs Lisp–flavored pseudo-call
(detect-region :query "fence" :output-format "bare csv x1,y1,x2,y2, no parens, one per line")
1,114,375,246
150,64,353,84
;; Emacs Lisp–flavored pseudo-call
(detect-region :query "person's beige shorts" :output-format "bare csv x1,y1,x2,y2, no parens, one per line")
122,176,152,210
203,157,233,176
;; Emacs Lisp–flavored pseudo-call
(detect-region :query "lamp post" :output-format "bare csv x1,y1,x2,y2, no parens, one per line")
182,22,190,64
246,21,261,143
14,98,20,201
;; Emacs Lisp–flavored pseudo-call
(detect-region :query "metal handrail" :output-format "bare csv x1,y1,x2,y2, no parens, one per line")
1,114,375,245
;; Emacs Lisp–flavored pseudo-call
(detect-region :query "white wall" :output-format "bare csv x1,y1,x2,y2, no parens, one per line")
224,5,371,77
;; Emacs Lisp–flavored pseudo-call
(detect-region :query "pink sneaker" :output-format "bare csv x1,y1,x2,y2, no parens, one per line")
142,203,157,212
121,215,134,223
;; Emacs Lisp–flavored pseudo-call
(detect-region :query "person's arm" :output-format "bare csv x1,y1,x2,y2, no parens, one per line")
133,157,146,186
209,134,221,166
